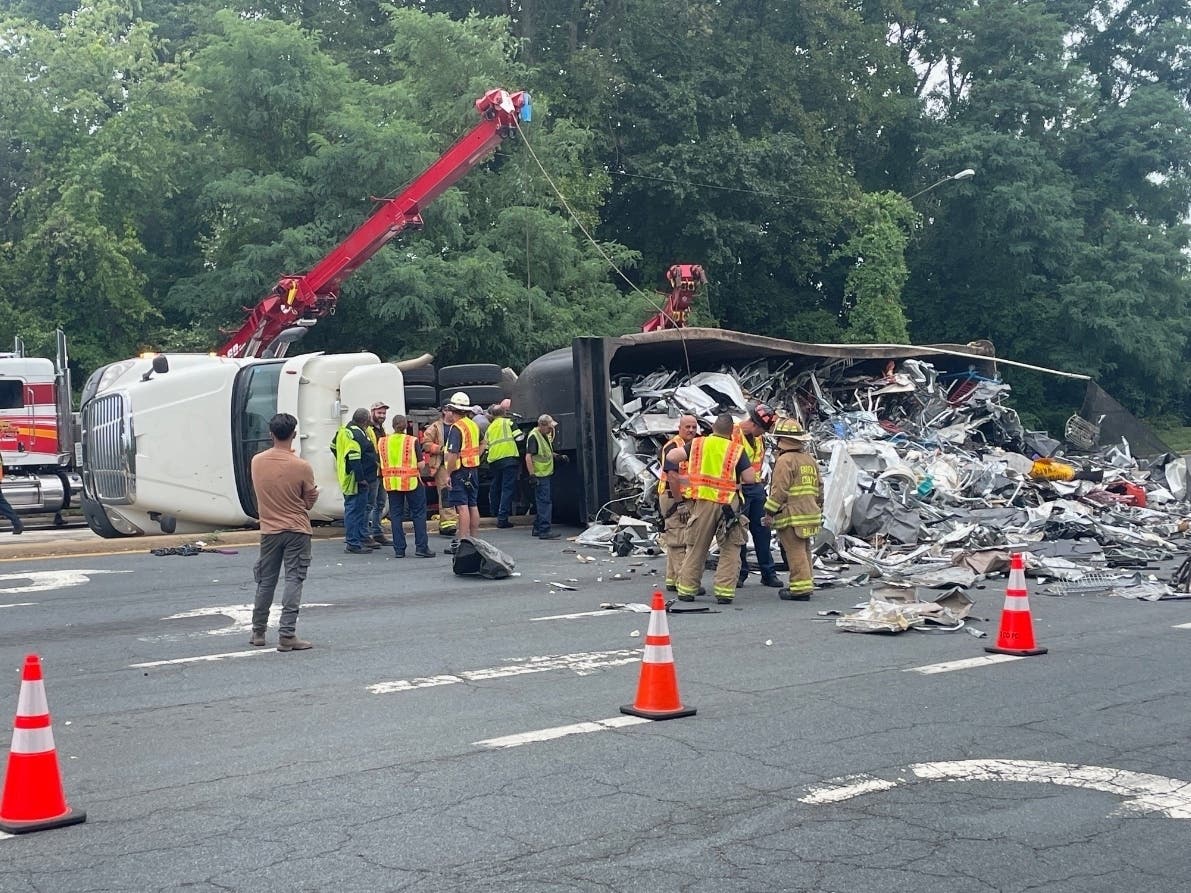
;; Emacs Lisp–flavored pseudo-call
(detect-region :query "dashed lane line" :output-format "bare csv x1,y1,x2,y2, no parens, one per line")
906,654,1024,675
368,649,642,694
130,650,270,668
474,716,652,749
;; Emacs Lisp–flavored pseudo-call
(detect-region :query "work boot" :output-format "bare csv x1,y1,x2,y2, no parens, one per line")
761,576,783,588
539,532,560,540
716,596,734,605
364,542,381,550
737,572,748,587
496,520,514,529
677,594,695,602
277,636,313,652
393,551,406,558
372,534,391,546
249,631,266,647
415,548,436,558
779,592,810,602
344,545,369,554
11,519,22,535
664,583,677,592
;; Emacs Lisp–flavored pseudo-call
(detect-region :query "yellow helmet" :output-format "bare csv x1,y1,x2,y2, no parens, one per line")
772,417,810,440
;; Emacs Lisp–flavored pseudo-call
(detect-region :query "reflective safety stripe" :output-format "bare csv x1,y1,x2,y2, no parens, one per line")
787,578,814,593
683,435,742,503
454,418,482,467
657,435,687,494
17,679,48,717
379,434,420,492
643,644,674,664
732,425,765,474
646,610,668,638
10,725,55,754
1003,596,1031,612
713,585,735,598
675,582,701,596
528,428,555,477
486,418,520,462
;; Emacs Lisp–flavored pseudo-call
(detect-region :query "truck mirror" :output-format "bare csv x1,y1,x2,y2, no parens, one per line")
152,355,170,375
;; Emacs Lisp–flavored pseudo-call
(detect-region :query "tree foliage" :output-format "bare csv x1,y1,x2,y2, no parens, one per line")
0,0,1187,424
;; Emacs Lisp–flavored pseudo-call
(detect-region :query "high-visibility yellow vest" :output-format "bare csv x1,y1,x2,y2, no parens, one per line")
732,424,764,476
333,425,363,496
658,434,688,495
682,435,742,504
527,427,554,477
486,417,520,462
379,433,419,492
452,417,482,468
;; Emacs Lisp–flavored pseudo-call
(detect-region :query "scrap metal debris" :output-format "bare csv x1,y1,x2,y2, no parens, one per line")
588,352,1191,618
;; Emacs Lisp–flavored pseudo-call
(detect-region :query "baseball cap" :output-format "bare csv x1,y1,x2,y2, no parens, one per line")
538,414,556,426
370,401,389,411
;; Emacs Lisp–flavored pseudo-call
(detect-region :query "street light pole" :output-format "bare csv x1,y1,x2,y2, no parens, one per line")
907,168,975,201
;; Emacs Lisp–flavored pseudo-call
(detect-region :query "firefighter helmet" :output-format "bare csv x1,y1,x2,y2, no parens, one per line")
772,417,811,440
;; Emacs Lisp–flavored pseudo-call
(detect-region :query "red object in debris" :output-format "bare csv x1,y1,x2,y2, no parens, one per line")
1106,481,1147,507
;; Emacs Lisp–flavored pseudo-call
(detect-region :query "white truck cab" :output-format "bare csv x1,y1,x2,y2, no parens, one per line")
79,352,403,537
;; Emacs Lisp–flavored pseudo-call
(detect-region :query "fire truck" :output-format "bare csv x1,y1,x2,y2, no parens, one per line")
78,89,530,537
0,330,80,524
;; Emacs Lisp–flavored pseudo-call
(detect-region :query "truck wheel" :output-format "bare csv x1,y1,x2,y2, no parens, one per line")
404,385,439,408
439,385,504,407
437,364,503,388
400,364,436,385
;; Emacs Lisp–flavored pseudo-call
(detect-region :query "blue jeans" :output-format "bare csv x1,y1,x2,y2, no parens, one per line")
739,486,776,579
532,475,552,535
343,490,368,548
488,457,519,521
366,478,384,538
387,486,429,554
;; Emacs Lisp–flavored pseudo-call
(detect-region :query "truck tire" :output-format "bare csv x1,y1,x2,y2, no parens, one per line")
439,385,504,408
81,494,133,539
400,364,436,385
437,364,503,388
404,385,439,408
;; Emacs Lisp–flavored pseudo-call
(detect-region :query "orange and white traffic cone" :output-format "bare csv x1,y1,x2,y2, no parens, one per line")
985,552,1048,657
620,591,696,720
0,655,86,834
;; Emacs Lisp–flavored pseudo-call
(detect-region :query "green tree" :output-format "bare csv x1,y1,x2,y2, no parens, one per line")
835,192,917,343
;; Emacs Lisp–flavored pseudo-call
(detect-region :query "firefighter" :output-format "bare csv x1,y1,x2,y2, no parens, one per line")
422,408,458,538
734,402,782,588
379,413,435,559
659,414,699,591
669,413,756,604
443,391,484,553
485,403,523,528
762,418,823,601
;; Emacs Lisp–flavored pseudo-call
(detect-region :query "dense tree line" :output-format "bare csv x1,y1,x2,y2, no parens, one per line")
0,0,1187,427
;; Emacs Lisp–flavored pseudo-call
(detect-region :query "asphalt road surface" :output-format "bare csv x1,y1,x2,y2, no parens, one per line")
1,529,1191,892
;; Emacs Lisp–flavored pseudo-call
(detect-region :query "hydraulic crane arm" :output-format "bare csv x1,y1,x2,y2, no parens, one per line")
219,88,531,358
641,263,708,332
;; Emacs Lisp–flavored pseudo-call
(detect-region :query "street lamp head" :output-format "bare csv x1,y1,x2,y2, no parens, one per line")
952,168,976,181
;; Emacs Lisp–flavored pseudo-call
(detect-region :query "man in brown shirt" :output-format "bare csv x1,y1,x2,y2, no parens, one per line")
250,413,319,652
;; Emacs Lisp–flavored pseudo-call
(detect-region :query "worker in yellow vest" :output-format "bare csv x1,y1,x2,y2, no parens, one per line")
443,391,484,554
526,413,566,540
331,408,374,554
658,414,699,591
669,413,756,604
762,418,822,601
485,403,523,528
0,457,23,534
421,410,458,537
379,413,436,559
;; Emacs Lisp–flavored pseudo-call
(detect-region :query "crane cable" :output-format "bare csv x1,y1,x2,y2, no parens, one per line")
513,119,694,379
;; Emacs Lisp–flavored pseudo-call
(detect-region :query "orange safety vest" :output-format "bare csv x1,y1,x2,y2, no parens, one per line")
452,417,482,468
732,424,764,476
682,435,743,504
658,434,688,495
379,433,420,492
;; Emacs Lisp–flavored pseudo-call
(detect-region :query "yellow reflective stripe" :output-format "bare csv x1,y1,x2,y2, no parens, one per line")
763,498,782,513
787,579,814,593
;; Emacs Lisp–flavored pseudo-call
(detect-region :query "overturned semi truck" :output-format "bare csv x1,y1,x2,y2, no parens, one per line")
509,328,1165,525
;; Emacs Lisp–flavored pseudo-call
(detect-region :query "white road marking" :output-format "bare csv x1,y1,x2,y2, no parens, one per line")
907,654,1024,675
0,831,12,841
530,609,623,621
0,569,131,595
475,715,651,749
0,602,35,609
368,649,642,694
800,774,900,804
801,760,1191,819
130,650,270,668
1171,622,1191,629
162,603,332,636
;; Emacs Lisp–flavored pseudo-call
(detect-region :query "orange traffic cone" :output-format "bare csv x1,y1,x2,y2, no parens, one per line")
620,591,696,720
0,655,86,834
985,552,1048,657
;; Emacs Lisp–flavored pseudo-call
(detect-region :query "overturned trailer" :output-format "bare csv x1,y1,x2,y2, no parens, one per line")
511,328,1161,525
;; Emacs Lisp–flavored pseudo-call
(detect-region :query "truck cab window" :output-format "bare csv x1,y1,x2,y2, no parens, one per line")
0,381,24,410
231,362,283,518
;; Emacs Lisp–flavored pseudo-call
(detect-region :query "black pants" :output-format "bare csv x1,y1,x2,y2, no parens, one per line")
0,492,20,529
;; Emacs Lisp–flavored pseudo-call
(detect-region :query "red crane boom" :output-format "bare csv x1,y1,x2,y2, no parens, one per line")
641,263,708,332
219,89,531,358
